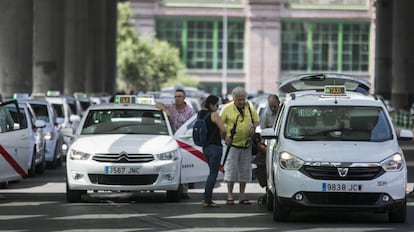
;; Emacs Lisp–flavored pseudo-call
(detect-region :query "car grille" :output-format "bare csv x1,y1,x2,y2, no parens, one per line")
88,174,158,185
301,166,384,180
92,153,154,163
304,192,382,205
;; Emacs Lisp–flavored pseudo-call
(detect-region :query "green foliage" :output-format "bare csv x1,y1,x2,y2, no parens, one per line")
116,2,188,93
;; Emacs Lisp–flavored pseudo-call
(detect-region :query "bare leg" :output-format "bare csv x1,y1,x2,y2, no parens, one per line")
239,182,246,200
227,181,234,200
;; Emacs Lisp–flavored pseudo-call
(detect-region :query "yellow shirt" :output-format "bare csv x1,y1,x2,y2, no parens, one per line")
220,101,259,147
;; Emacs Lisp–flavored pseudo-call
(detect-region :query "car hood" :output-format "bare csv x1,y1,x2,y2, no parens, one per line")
280,139,402,163
70,134,178,154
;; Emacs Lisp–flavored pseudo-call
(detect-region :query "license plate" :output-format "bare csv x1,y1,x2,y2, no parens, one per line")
322,183,363,192
105,166,141,175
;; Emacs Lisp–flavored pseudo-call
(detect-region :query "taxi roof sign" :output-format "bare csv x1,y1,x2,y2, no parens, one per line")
115,95,136,104
114,95,155,105
13,93,30,99
324,85,346,96
136,95,155,105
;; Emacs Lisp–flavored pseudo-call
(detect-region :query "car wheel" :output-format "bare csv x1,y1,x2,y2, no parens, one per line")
166,184,182,202
36,153,46,174
28,150,36,177
66,177,86,203
388,198,406,223
265,187,273,211
273,193,290,222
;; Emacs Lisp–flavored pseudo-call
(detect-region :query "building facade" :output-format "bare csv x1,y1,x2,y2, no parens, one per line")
130,0,375,97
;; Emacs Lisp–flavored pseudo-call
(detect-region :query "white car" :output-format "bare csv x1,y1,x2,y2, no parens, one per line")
17,101,47,176
0,100,29,186
64,95,213,203
26,99,64,168
261,73,413,222
45,95,80,156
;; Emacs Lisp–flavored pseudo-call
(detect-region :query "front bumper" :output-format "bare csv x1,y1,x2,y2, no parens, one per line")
67,159,180,191
278,192,406,212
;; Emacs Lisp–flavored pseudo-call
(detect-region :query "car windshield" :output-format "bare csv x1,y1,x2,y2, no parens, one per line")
284,106,393,142
81,109,169,135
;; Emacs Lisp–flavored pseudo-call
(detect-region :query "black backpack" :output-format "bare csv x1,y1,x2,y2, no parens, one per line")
192,111,211,147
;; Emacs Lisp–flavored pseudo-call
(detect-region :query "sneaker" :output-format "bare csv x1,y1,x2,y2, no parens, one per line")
202,201,220,208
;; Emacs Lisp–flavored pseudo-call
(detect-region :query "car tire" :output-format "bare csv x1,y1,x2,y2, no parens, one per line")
28,150,36,177
265,187,273,211
36,153,46,174
66,178,86,203
273,193,290,222
166,184,182,202
388,198,406,223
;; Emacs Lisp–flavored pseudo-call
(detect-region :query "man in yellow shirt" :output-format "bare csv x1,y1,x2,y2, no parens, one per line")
220,87,259,205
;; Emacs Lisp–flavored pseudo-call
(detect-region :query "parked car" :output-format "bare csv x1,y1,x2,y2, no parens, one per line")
63,95,212,203
0,100,29,186
261,73,413,222
3,100,47,177
26,99,64,168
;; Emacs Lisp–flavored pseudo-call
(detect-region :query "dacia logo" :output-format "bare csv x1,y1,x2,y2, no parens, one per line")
337,167,349,177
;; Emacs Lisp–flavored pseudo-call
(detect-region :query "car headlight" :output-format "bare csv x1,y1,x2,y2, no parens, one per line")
381,153,404,171
44,132,53,140
156,150,179,160
279,152,304,170
69,149,91,160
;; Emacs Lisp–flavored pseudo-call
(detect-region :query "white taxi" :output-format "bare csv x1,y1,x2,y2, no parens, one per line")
261,73,413,222
64,95,209,203
0,100,28,185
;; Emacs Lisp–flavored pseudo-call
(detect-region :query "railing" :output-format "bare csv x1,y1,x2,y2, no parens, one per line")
288,0,369,10
160,0,242,8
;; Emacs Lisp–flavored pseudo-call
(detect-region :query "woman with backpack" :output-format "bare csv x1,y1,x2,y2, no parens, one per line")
197,95,226,207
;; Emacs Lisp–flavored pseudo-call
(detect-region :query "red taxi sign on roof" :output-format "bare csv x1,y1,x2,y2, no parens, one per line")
324,85,346,96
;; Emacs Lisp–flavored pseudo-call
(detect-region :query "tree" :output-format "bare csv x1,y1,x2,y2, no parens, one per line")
117,2,188,93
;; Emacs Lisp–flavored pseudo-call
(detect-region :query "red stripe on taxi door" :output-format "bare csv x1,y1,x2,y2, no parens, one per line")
176,140,224,173
0,145,28,178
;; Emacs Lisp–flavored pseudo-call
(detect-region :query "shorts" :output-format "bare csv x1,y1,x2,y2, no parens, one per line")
224,146,252,182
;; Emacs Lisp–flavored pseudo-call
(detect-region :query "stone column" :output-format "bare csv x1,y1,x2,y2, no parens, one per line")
33,0,64,94
0,0,33,97
85,0,106,93
104,0,118,95
374,0,393,100
64,0,88,94
391,0,414,110
245,0,283,94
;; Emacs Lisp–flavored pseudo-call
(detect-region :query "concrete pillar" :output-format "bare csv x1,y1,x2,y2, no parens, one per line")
391,0,414,110
0,0,33,97
85,0,107,93
374,0,393,100
64,0,88,94
245,0,282,94
104,0,118,95
33,0,64,94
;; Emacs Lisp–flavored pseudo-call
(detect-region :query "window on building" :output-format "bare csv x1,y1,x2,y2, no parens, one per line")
156,18,244,71
281,21,370,73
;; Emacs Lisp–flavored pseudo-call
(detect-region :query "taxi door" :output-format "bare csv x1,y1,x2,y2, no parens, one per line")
0,100,29,183
174,114,224,184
